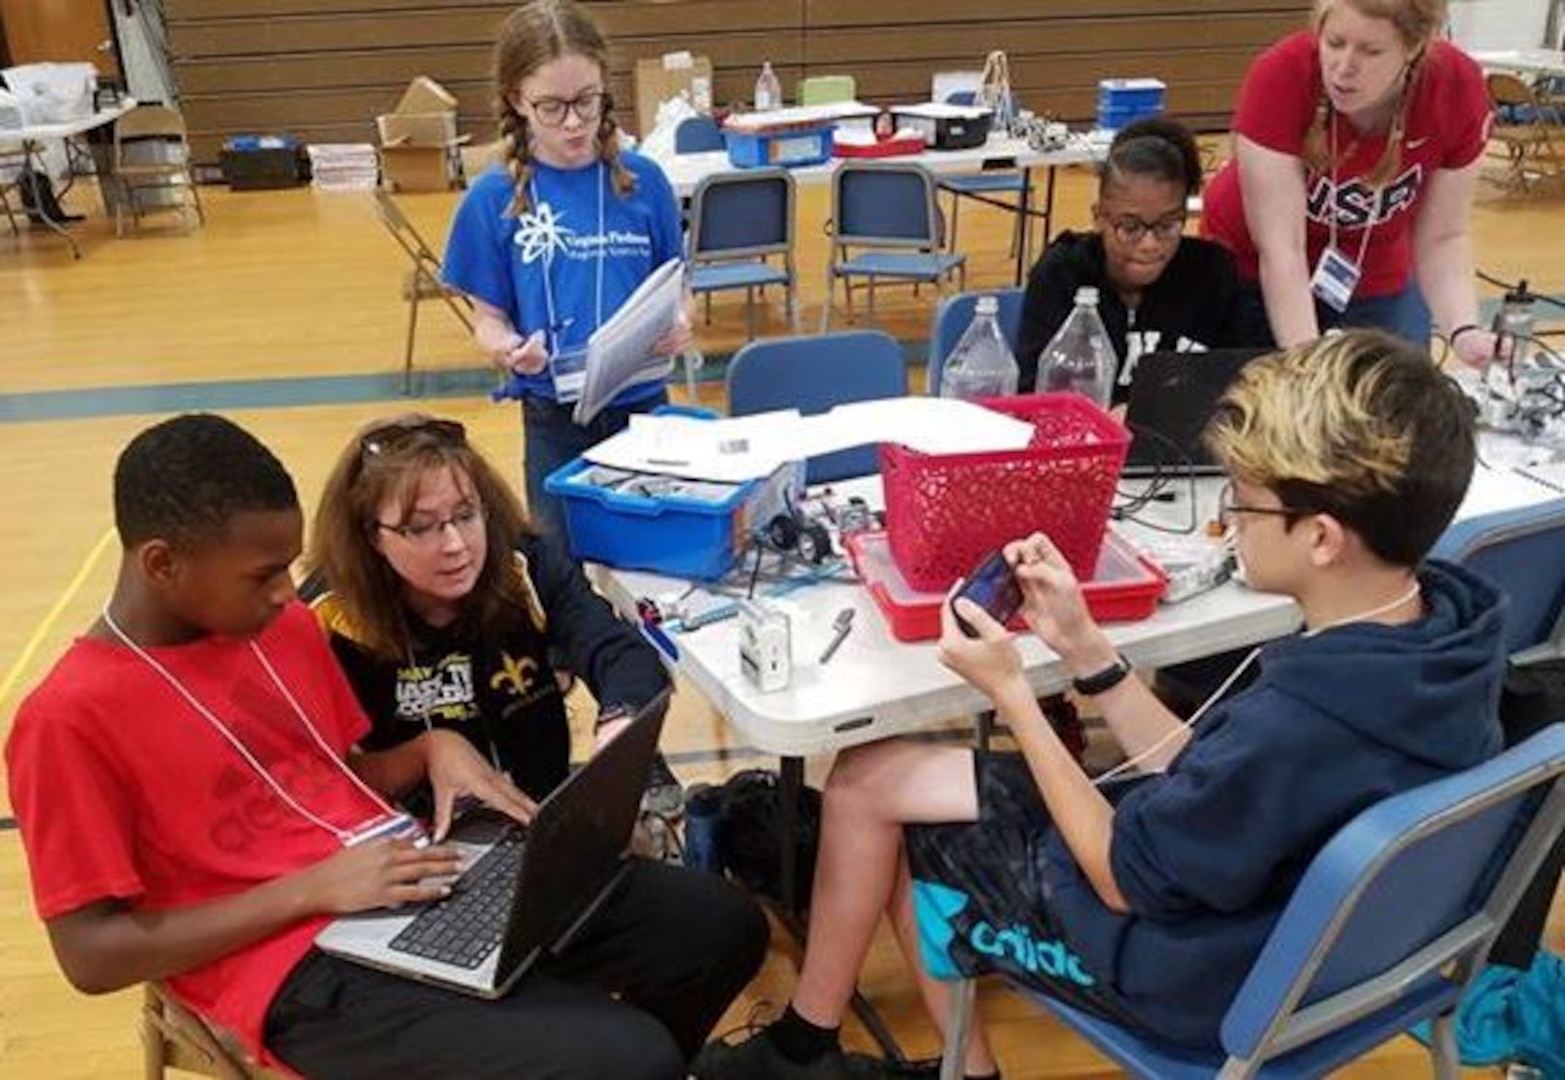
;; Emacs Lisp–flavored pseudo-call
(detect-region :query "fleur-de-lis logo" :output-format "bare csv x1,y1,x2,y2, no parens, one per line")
490,652,538,697
514,202,572,263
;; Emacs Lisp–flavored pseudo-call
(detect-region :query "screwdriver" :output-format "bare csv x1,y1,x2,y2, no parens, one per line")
819,607,856,664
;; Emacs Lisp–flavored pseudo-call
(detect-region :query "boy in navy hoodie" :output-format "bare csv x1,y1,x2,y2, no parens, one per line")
693,330,1507,1080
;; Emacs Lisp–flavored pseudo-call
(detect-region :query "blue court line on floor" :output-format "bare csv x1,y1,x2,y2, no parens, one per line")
0,340,931,425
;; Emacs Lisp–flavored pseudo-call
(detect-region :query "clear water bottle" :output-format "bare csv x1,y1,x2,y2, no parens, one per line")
1492,281,1537,368
1037,286,1115,408
754,62,782,112
939,295,1019,400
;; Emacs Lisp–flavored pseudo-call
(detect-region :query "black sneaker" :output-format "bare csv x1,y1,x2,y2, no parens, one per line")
691,1032,891,1080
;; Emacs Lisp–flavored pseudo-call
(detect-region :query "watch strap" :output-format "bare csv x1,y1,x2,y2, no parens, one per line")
1072,653,1133,697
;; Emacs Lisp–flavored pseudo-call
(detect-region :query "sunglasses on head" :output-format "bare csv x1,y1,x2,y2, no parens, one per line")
359,418,467,459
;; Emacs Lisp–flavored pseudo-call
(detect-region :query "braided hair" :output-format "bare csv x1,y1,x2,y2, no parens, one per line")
493,0,637,219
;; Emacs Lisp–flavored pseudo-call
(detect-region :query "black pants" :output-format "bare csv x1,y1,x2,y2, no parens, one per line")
266,859,768,1080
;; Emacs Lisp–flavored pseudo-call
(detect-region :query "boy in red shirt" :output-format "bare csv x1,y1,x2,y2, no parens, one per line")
7,414,764,1078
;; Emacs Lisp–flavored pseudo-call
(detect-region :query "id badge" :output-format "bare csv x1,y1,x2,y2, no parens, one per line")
1310,245,1361,314
343,811,428,849
549,344,588,404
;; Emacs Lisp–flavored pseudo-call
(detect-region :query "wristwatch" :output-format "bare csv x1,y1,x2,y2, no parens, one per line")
1071,654,1133,697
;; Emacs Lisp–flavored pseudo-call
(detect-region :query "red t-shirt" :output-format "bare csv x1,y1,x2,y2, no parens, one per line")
1203,32,1491,299
5,601,379,1067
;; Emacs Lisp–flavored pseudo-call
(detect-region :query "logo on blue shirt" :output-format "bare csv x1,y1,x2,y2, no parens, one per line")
514,202,574,264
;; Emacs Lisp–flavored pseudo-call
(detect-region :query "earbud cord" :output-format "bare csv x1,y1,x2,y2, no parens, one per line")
100,604,396,843
1088,578,1422,787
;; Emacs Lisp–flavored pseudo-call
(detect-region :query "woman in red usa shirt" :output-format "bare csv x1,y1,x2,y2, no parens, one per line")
1203,0,1498,366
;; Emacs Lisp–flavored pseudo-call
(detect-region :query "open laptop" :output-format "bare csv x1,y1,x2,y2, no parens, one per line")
1121,348,1267,477
315,689,671,997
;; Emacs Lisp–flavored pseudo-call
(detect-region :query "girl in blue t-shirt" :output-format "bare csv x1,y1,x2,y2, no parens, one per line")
443,0,691,535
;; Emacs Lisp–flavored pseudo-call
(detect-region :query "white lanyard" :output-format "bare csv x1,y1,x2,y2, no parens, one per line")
532,163,606,357
101,606,396,846
1325,111,1378,272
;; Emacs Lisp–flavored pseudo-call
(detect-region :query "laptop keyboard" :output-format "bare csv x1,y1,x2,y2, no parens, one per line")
387,830,526,969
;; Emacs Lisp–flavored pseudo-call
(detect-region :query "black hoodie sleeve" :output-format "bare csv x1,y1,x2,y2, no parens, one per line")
521,533,670,712
1016,234,1093,392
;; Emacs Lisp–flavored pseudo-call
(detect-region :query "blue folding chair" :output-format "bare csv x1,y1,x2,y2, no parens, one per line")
726,330,908,483
822,161,966,332
937,723,1565,1079
1432,495,1565,658
674,115,726,154
686,168,796,340
936,90,1030,273
925,287,1026,395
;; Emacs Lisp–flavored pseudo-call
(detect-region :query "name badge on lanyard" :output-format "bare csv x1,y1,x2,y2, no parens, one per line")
1310,244,1362,314
342,810,428,849
550,341,588,403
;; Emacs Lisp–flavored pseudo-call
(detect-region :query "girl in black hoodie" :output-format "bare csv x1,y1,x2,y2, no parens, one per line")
1017,118,1246,403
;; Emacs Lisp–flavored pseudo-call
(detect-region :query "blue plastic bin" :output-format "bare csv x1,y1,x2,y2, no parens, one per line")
544,458,758,579
1097,78,1166,132
724,124,834,168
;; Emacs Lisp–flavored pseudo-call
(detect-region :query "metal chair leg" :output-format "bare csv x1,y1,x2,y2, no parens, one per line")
403,295,420,395
939,979,977,1080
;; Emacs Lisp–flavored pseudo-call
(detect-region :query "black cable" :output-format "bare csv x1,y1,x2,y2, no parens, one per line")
1478,269,1565,312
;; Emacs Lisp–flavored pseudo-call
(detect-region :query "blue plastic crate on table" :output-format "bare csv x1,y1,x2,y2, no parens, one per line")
1096,78,1166,132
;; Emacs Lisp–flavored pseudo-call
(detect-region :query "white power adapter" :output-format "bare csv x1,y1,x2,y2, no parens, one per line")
738,600,792,692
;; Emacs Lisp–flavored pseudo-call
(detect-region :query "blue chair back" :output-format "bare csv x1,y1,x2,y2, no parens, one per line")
726,330,908,483
688,168,794,261
926,288,1026,394
1020,723,1565,1078
832,161,942,249
1432,496,1565,655
675,115,725,153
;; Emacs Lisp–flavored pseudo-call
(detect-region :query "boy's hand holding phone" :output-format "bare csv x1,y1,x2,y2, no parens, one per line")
1005,533,1118,675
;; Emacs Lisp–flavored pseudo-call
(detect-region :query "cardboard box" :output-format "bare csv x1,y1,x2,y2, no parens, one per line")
377,112,458,147
634,52,713,137
380,144,456,192
377,75,463,190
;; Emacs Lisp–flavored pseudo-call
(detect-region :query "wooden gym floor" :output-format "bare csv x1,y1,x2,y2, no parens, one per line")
1,157,1561,1077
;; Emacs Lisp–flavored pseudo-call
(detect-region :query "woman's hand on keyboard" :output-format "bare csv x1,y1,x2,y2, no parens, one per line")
301,839,464,914
422,730,539,842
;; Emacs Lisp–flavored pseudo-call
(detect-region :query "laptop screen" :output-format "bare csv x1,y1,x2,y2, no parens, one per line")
1122,348,1267,476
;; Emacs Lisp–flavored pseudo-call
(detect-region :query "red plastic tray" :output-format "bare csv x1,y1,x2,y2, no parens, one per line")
832,136,925,158
846,529,1166,643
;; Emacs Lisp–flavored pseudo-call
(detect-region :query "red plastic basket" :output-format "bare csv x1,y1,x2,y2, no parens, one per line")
881,394,1129,591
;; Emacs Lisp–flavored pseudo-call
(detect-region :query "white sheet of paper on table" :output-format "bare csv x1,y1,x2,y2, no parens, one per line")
581,397,1036,482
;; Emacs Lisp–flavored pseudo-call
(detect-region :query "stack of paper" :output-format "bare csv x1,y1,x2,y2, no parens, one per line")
307,143,380,191
574,256,685,424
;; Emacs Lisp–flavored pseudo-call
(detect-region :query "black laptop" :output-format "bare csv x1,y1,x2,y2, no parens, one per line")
314,689,671,997
1121,349,1267,476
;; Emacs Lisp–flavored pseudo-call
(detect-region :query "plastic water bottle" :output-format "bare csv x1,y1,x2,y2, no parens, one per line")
1492,280,1537,368
939,295,1020,400
754,62,782,112
1037,286,1115,408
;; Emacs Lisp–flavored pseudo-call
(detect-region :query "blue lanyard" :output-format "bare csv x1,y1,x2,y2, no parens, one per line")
531,162,606,357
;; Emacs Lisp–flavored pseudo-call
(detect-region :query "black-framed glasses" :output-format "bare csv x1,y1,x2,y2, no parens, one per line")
360,418,467,459
375,501,485,546
1217,483,1317,529
1106,213,1186,246
527,89,609,128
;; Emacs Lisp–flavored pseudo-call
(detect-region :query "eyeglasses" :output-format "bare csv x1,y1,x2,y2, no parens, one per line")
375,502,485,545
1106,213,1187,246
526,89,609,128
360,418,467,459
1216,483,1317,529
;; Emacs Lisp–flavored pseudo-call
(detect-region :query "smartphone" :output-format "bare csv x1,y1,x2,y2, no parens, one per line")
951,550,1023,637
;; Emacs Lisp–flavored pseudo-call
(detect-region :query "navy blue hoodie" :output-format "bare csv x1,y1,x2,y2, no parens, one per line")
1043,560,1506,1047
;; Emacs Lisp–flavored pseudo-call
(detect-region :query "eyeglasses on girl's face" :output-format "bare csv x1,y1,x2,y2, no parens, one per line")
526,89,609,128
